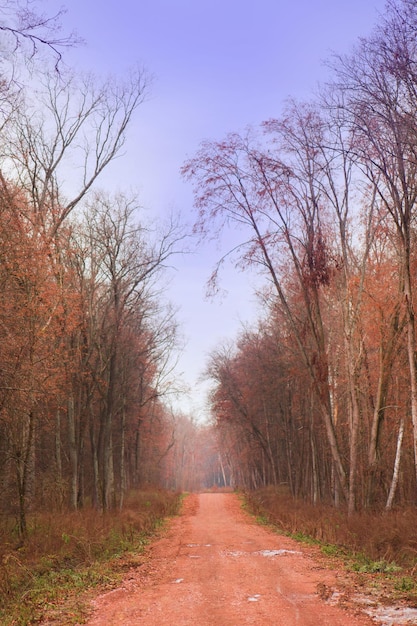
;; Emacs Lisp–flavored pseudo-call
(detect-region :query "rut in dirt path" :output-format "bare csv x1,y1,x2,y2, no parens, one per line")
86,493,375,626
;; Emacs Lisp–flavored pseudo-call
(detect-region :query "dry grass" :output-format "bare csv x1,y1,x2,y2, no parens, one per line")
0,489,181,625
244,487,417,609
245,486,417,567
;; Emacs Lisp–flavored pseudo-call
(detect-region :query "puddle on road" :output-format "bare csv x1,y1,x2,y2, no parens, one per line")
224,550,247,557
223,548,302,558
183,545,417,623
176,548,417,624
247,594,261,602
355,595,417,625
365,604,417,625
255,549,302,557
326,589,417,625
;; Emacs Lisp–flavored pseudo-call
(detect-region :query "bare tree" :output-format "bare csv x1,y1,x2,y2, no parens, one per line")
0,1,78,67
0,67,149,239
183,120,350,504
330,0,417,495
73,192,182,509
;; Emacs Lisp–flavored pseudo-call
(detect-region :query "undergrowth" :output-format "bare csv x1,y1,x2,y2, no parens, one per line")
244,486,417,603
0,489,181,625
245,486,417,566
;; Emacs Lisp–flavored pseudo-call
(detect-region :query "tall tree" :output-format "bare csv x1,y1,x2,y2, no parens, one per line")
330,0,417,494
183,122,349,503
75,192,181,509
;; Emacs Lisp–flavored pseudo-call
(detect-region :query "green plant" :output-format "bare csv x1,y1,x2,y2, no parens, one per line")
321,543,342,556
351,558,402,574
395,577,416,592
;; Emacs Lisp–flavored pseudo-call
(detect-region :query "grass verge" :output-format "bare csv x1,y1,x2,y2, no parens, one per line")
244,486,417,607
0,489,181,625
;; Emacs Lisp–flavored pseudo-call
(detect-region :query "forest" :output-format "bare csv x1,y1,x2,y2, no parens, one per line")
0,1,218,542
2,0,417,548
183,0,417,514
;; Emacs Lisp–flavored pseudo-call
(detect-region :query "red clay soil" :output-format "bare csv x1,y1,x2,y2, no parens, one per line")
85,492,376,625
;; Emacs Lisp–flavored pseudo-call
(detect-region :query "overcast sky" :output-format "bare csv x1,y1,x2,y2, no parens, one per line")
51,0,386,419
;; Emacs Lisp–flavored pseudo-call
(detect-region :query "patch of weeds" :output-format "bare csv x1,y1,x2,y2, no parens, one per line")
395,576,416,592
350,556,402,574
239,496,265,524
153,517,166,530
321,543,343,557
62,532,71,545
291,531,319,546
238,493,249,509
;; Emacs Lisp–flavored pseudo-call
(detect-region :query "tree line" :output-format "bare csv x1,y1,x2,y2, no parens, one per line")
183,0,417,514
0,2,192,537
7,0,417,528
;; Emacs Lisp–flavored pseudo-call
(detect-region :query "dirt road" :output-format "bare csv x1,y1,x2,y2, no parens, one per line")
86,493,376,625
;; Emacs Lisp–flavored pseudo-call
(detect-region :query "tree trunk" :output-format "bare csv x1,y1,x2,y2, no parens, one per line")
119,408,126,510
311,434,319,505
89,410,100,509
68,395,78,510
345,337,362,516
16,410,35,538
401,244,417,497
102,353,116,509
55,408,62,480
385,416,405,511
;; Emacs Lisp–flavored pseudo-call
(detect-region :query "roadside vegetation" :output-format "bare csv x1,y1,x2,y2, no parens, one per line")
0,490,181,625
245,487,417,606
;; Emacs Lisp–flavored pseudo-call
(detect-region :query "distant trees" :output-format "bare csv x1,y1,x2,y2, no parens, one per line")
184,0,417,512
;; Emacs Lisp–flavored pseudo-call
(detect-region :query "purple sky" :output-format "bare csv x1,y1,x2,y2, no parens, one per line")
52,0,386,419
